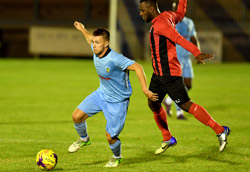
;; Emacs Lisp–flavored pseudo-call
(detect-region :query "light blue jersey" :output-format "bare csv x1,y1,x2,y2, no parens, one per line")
176,17,196,78
176,17,196,58
77,45,135,137
92,45,135,102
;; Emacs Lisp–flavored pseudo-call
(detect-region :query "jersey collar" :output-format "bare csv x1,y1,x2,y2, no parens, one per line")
99,47,111,58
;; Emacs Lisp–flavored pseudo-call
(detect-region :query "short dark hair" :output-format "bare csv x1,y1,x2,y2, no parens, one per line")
93,28,110,41
139,0,157,5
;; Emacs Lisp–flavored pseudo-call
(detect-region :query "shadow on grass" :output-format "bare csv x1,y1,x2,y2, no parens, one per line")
34,168,66,171
123,146,243,166
50,168,64,171
80,160,107,166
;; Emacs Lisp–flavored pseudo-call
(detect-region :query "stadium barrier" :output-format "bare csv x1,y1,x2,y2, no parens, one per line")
29,26,94,57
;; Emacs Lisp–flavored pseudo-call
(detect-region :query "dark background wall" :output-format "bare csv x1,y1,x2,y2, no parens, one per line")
0,0,249,62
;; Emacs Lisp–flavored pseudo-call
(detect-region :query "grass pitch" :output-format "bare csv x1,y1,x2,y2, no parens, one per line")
0,59,250,172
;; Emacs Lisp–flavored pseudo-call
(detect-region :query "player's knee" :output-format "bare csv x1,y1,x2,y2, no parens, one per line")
148,100,161,112
148,100,154,110
106,133,111,141
106,133,117,144
106,132,114,144
179,101,193,112
72,112,80,123
72,110,85,123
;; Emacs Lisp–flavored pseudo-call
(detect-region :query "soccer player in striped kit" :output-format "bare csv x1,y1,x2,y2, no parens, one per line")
163,1,200,120
139,0,230,154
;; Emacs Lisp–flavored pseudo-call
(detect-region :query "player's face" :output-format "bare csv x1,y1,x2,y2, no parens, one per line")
140,2,153,23
92,36,108,56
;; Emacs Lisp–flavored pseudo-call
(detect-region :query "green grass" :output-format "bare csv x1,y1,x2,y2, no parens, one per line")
0,59,250,172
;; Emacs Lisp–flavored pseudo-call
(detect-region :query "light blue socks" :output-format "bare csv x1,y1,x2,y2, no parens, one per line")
109,140,121,157
74,121,88,139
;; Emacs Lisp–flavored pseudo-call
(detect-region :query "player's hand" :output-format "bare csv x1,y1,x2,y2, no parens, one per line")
196,53,214,64
74,21,85,30
144,89,158,101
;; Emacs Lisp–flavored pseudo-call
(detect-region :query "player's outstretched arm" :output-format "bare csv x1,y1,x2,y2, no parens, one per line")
74,21,93,46
196,53,214,64
174,0,187,23
127,63,158,101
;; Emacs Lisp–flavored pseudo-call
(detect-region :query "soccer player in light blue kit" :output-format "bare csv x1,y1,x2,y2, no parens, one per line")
163,1,200,120
68,21,158,167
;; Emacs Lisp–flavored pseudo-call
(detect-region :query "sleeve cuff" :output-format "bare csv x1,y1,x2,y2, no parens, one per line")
194,50,201,58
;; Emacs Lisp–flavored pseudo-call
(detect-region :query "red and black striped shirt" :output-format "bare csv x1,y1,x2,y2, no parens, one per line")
149,0,201,77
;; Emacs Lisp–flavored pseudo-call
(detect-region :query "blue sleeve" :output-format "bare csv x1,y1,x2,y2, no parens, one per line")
114,54,135,70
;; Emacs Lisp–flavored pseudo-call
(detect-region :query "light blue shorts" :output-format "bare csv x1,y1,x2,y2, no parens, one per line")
77,89,129,138
178,56,194,78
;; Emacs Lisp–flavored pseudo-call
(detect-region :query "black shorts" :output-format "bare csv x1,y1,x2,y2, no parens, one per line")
149,74,190,105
